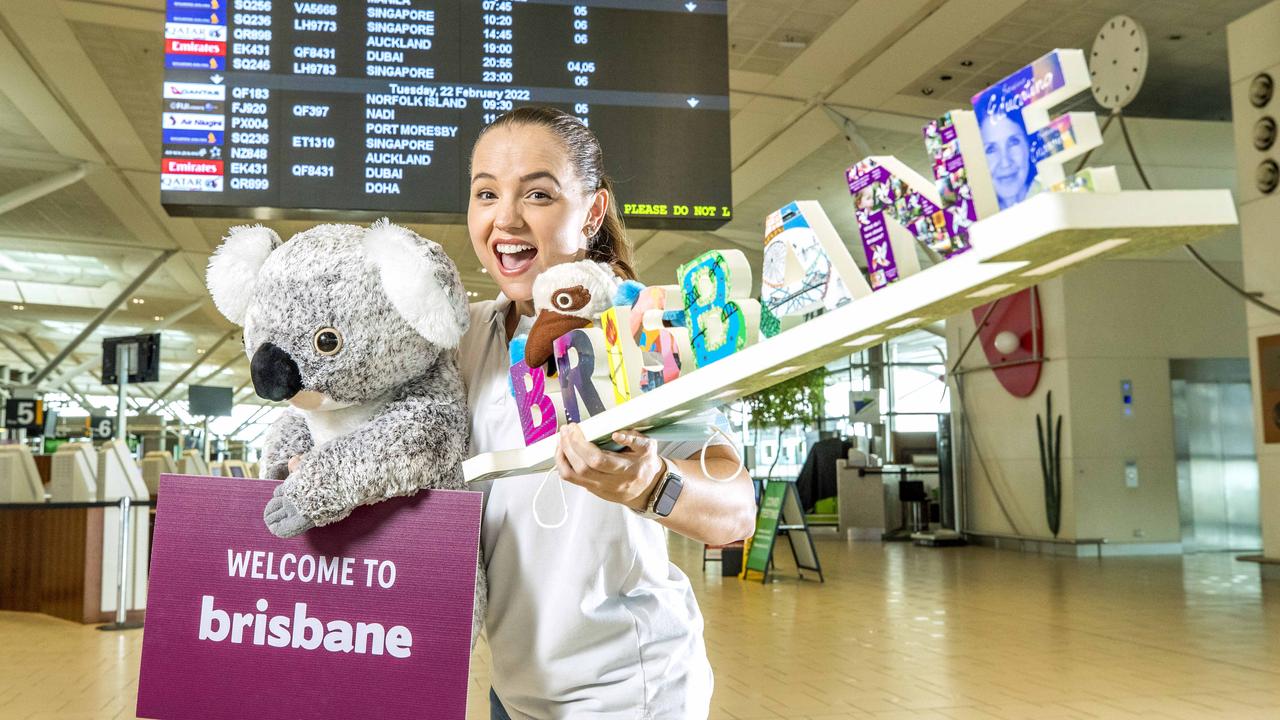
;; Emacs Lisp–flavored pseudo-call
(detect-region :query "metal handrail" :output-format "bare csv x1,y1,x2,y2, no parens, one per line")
0,500,155,510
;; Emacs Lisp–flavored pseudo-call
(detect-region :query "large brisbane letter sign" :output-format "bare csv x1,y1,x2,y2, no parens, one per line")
465,48,1237,483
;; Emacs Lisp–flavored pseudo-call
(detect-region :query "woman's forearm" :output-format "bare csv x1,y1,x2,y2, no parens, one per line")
655,446,757,547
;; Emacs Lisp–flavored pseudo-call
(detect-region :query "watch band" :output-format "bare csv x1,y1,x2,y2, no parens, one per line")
634,457,683,520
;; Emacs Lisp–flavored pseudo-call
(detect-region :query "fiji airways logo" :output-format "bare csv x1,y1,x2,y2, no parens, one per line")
164,82,225,101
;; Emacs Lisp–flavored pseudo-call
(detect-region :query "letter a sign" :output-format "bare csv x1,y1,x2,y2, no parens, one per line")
137,475,482,719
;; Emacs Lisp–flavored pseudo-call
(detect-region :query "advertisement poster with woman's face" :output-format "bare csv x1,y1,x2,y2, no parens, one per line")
972,53,1065,210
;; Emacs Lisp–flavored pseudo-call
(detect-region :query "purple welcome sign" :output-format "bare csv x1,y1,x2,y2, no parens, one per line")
137,475,481,720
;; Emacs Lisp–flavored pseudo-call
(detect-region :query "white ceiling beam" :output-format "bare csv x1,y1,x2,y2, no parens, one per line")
0,165,87,216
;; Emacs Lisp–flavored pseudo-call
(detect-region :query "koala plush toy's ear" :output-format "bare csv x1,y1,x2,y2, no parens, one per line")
362,219,470,349
206,225,282,325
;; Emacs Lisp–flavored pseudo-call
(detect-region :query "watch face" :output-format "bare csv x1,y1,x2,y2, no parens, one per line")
654,473,683,517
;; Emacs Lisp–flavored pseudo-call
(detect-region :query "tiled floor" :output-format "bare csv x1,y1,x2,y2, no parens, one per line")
2,533,1279,719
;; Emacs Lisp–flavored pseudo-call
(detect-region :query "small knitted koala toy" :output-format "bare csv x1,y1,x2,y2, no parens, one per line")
206,219,485,638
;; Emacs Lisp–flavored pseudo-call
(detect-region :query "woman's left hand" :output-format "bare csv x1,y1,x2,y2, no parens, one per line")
555,423,664,511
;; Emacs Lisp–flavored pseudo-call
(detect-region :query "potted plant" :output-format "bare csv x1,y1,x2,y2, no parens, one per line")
744,366,828,480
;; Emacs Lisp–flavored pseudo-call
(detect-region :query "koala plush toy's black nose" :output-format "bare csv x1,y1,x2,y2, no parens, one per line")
251,342,303,402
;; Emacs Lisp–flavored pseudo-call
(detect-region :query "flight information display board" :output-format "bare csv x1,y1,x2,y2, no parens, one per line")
160,0,731,228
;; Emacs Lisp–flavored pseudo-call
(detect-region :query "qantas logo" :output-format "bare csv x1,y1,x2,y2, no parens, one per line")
164,82,225,101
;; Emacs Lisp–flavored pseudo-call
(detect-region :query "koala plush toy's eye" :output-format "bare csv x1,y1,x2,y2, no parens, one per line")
313,327,343,356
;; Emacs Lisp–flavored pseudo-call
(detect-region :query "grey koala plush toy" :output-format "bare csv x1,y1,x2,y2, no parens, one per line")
206,219,485,637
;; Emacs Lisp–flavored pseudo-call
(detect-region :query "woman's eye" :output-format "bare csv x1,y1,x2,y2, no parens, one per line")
313,327,343,356
528,190,551,200
476,190,496,200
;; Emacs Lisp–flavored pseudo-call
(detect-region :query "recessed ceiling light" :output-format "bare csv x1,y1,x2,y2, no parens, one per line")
196,348,205,354
1022,239,1130,277
888,317,922,329
844,333,883,347
131,297,145,304
966,283,1015,299
479,267,488,274
153,315,164,322
12,304,24,311
921,87,935,96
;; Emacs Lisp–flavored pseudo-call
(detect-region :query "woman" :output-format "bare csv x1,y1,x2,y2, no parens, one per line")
457,106,757,719
979,112,1035,209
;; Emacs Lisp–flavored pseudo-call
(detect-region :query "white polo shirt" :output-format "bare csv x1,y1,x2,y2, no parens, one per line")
458,295,721,720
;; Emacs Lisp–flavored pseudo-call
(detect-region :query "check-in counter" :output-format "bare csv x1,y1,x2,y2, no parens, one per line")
141,450,177,495
178,449,208,476
50,442,97,502
0,442,151,623
0,502,138,623
0,445,45,502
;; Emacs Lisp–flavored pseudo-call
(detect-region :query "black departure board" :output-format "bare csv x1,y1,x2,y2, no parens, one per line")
159,0,731,228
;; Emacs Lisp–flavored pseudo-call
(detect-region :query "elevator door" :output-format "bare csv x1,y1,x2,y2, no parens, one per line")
1172,374,1260,553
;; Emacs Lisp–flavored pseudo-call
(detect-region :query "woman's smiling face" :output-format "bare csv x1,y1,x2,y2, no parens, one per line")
981,113,1032,207
468,123,605,303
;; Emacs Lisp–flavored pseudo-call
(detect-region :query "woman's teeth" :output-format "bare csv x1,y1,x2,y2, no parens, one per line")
495,242,537,272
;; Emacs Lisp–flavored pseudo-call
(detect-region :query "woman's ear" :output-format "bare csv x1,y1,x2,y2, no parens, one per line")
206,224,281,324
362,218,470,349
583,187,609,239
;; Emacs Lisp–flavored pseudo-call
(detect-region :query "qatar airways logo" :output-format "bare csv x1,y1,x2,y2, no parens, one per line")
164,22,227,42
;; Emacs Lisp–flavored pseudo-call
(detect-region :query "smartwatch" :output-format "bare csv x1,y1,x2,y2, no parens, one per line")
636,459,683,519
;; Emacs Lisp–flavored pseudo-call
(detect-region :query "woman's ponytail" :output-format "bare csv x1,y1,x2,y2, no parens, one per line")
587,176,636,280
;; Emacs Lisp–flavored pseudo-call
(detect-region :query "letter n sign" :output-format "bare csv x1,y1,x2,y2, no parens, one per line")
847,155,978,291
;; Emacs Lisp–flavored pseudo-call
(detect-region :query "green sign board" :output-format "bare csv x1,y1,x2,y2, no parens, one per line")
745,480,788,575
